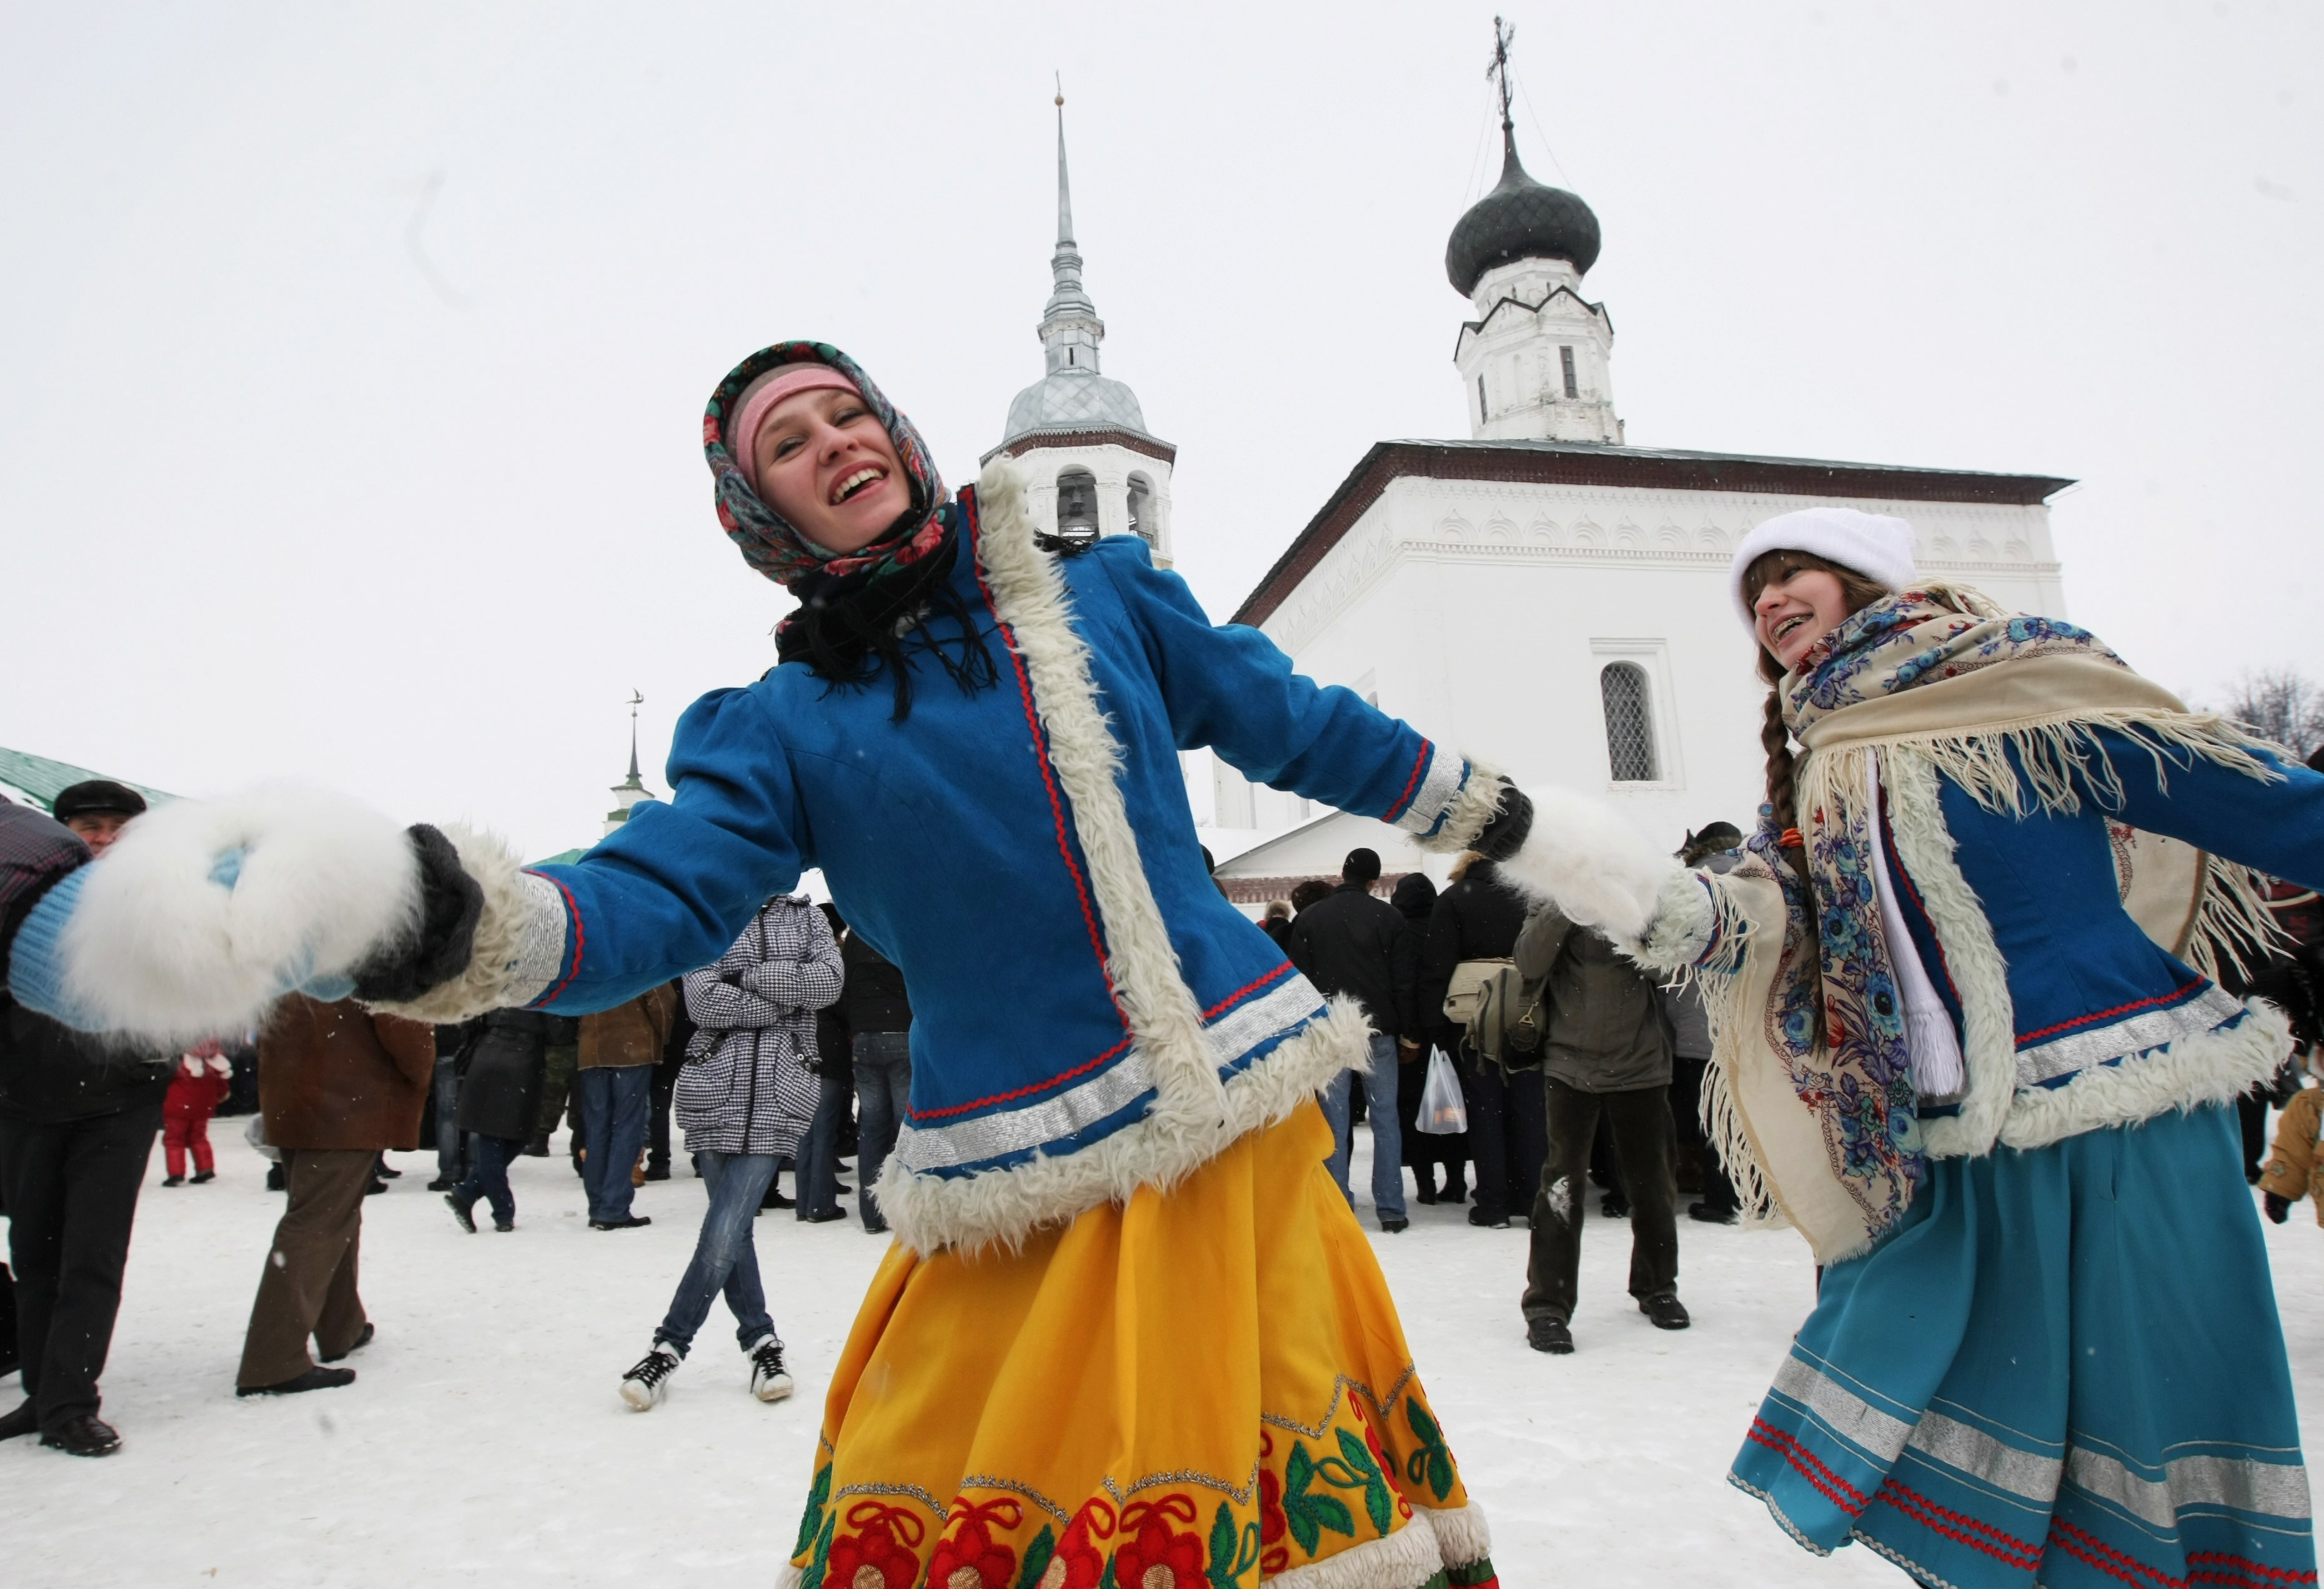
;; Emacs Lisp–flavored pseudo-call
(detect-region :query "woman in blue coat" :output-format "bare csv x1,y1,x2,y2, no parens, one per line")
1516,506,2320,1589
10,344,1514,1589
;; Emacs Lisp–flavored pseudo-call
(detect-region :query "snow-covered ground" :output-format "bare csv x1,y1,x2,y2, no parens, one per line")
6,1126,2321,1587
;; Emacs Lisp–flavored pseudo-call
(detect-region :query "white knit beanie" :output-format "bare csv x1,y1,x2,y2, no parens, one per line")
1729,507,1918,629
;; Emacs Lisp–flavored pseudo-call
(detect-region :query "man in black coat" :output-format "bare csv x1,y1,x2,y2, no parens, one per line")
0,783,171,1457
841,928,913,1234
1419,856,1547,1231
1286,848,1411,1232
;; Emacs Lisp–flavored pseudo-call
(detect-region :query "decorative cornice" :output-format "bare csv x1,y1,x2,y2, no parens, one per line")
986,427,1178,465
1233,440,2075,627
1452,282,1612,358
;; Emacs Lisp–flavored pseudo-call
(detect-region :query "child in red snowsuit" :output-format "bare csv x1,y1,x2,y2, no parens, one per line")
162,1042,232,1186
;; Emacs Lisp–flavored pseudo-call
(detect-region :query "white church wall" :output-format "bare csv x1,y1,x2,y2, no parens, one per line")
1208,472,2066,866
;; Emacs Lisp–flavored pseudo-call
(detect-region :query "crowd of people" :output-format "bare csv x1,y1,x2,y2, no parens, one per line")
6,338,2323,1589
0,783,928,1451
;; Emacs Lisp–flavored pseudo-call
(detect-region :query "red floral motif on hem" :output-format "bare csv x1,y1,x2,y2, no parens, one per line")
1114,1497,1206,1589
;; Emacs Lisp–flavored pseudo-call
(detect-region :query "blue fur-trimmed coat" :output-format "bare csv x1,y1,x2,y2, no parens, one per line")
504,464,1496,1252
1648,724,2324,1263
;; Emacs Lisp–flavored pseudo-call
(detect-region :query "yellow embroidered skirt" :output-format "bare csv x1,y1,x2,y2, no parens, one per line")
780,1101,1496,1589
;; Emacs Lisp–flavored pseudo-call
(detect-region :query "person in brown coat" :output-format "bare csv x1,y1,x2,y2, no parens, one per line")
575,984,677,1230
235,996,432,1395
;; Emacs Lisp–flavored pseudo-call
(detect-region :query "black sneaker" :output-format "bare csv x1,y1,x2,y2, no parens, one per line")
590,1214,652,1231
191,1170,216,1184
39,1413,122,1457
862,1216,890,1235
237,1366,355,1397
162,1174,185,1187
1527,1317,1574,1355
1467,1207,1511,1230
446,1192,477,1233
1639,1293,1692,1330
522,1136,550,1157
643,1165,670,1182
620,1347,680,1410
1688,1201,1737,1225
1379,1215,1409,1233
747,1336,794,1403
426,1177,457,1192
493,1216,514,1233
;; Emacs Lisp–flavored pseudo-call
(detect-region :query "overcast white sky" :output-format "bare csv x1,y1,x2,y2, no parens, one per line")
4,2,2318,856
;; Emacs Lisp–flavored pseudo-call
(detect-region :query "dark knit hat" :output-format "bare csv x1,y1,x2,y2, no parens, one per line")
52,780,147,822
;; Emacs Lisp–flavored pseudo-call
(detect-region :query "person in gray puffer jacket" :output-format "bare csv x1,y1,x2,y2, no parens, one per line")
615,893,840,1415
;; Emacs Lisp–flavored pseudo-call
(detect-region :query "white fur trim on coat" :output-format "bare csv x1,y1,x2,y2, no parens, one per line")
870,460,1369,1255
1267,1506,1449,1589
875,997,1372,1257
367,826,562,1024
1880,748,2019,1159
56,782,419,1044
1420,1501,1492,1566
1411,756,1506,854
1497,786,1678,944
1996,998,2292,1153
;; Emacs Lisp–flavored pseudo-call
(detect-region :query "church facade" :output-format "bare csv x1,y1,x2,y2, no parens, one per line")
1193,115,2071,893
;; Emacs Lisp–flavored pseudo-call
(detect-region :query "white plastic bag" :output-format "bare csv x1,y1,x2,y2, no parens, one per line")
1414,1047,1468,1135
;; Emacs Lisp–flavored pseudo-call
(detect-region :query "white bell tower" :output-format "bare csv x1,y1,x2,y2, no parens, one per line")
985,91,1178,565
1445,26,1622,445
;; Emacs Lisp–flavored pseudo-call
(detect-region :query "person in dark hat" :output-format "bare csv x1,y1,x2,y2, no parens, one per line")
48,781,146,860
0,782,168,1456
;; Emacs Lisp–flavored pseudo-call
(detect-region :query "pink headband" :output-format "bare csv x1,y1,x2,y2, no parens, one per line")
728,365,863,487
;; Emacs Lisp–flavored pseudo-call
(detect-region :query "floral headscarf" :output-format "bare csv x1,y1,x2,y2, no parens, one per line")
702,341,951,588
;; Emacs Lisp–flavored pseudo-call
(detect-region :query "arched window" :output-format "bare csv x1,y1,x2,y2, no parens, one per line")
1055,468,1098,533
1126,473,1155,545
1599,662,1658,781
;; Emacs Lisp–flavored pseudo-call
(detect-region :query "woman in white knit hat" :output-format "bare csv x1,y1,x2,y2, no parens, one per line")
1502,505,2323,1588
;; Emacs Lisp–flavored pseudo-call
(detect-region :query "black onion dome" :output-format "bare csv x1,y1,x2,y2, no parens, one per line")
1445,132,1601,294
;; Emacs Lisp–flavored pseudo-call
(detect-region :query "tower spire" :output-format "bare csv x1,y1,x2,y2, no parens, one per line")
1488,16,1522,178
625,689,642,784
1055,74,1076,250
1038,79,1102,374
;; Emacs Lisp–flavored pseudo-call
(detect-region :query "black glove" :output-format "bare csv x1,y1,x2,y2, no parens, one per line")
2265,1192,2292,1225
351,825,484,1003
1471,781,1532,863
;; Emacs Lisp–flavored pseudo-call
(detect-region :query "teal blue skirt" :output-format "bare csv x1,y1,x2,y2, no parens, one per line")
1732,1101,2314,1588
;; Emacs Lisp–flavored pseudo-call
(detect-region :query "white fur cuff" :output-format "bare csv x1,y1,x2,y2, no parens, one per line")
368,828,564,1024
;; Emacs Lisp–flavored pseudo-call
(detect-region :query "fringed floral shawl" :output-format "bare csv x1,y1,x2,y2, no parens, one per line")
1682,586,2285,1264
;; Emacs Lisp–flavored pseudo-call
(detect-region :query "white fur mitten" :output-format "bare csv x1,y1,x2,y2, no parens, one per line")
12,784,425,1043
1494,786,1684,944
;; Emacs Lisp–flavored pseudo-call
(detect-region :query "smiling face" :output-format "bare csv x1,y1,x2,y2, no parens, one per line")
1751,560,1852,672
750,387,915,556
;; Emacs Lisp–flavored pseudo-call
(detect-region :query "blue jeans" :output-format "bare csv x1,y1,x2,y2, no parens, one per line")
852,1031,911,1229
577,1065,651,1224
433,1057,467,1182
653,1150,778,1357
1322,1034,1407,1220
798,1069,845,1220
454,1134,522,1224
